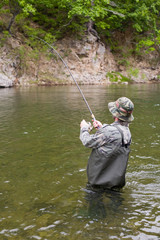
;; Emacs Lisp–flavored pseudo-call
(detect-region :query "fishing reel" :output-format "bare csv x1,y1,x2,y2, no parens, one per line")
87,122,93,132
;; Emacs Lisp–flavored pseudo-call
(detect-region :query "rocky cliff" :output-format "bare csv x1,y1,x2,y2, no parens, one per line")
0,33,160,87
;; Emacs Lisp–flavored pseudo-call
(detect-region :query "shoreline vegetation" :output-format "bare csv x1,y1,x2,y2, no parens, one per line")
0,0,160,87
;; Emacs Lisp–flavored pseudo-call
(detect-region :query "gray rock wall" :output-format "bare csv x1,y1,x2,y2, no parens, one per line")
0,34,160,86
0,72,13,87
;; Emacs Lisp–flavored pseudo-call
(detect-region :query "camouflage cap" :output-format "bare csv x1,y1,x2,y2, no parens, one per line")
108,97,134,122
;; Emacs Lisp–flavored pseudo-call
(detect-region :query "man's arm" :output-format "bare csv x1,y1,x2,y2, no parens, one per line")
80,119,105,148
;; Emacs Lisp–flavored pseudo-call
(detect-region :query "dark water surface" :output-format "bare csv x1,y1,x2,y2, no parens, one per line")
0,84,160,240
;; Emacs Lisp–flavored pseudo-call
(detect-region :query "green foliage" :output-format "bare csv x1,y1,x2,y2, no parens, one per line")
106,71,132,83
0,30,9,46
67,0,124,32
44,33,56,44
0,19,6,31
1,0,160,35
22,25,54,52
117,59,130,67
1,0,160,58
137,39,155,53
19,1,36,16
121,0,160,31
127,67,139,78
2,30,10,36
136,30,160,55
0,0,8,8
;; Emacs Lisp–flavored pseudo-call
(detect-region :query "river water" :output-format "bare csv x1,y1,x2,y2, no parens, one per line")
0,84,160,240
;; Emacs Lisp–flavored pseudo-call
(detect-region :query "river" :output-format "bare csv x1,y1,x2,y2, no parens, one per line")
0,84,160,240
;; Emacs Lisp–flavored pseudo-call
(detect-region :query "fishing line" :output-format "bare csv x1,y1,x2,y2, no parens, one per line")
31,35,96,121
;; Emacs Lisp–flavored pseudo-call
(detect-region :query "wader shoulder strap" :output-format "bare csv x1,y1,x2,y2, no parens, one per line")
113,124,130,148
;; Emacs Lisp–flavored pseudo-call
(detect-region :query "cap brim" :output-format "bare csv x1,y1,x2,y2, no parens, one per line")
108,101,134,122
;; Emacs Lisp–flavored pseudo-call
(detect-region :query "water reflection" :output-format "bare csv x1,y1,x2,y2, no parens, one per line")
83,188,124,220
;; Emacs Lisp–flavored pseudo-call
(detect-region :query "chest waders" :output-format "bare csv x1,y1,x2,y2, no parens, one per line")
87,124,131,190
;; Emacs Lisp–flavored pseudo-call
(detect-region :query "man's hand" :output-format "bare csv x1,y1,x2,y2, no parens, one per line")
80,119,91,129
92,120,102,129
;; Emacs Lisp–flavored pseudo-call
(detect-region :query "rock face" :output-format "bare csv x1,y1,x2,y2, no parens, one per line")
0,40,19,87
0,34,160,86
55,34,116,84
0,73,13,87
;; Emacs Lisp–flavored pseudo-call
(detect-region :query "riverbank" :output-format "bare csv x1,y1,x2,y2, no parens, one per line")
0,32,160,87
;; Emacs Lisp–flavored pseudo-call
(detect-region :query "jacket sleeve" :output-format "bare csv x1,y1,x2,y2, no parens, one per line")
80,126,106,149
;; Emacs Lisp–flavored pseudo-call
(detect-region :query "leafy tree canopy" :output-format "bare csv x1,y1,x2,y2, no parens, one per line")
0,0,160,56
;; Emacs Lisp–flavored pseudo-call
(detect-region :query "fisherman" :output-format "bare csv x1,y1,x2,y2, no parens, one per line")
80,97,134,192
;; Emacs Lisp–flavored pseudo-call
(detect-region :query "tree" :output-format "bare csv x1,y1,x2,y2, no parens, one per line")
1,0,160,55
5,0,35,34
67,0,125,38
28,0,126,39
7,0,21,33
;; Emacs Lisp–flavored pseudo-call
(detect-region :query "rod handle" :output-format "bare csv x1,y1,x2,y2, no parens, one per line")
91,114,96,121
91,114,100,129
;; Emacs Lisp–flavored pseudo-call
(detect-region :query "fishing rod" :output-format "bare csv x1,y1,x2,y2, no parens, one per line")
32,35,96,121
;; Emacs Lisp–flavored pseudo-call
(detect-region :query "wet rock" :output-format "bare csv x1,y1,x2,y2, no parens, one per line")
0,73,13,87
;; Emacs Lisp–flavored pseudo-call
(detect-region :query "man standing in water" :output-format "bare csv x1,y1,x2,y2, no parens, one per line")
80,97,134,192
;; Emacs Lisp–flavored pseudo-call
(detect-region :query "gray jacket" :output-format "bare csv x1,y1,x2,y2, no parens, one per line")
80,121,131,189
